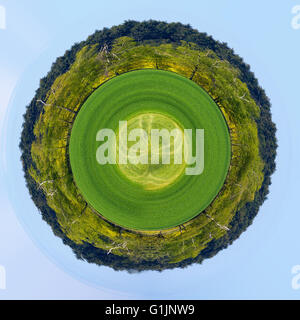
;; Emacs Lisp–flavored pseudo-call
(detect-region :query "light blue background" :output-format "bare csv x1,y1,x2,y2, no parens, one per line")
0,0,299,299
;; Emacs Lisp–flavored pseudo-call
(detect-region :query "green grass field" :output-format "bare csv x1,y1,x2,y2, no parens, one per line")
69,69,231,230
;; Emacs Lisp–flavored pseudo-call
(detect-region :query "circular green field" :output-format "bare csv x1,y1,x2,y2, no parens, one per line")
69,69,231,230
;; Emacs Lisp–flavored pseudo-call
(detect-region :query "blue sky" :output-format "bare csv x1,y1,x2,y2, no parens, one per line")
0,0,300,299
